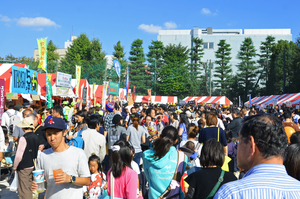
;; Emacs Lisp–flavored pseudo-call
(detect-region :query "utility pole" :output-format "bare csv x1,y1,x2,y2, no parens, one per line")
283,49,286,93
154,59,156,95
209,59,212,96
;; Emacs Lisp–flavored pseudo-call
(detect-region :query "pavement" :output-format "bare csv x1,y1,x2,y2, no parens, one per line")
0,174,45,199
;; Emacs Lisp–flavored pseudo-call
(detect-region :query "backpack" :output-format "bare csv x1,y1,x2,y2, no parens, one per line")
6,111,21,135
68,129,84,149
158,151,185,199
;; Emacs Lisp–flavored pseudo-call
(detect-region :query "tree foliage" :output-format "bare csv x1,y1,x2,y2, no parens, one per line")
156,43,191,99
47,40,60,73
147,40,164,94
189,38,204,96
129,39,151,95
60,34,106,85
236,37,257,102
214,39,233,96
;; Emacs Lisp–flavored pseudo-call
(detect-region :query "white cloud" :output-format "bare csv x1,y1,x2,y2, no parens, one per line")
33,28,44,31
164,21,177,29
17,17,59,27
0,15,11,22
201,8,211,15
138,24,162,33
138,21,178,34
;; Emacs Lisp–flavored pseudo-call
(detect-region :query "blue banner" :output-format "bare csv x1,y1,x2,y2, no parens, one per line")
12,66,38,94
249,94,252,107
113,60,121,78
125,65,129,100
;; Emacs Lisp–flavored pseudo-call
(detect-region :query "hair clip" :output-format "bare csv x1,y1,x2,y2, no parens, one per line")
112,145,120,152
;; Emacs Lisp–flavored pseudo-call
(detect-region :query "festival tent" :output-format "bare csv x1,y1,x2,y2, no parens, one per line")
183,96,233,105
38,73,75,98
71,79,90,100
88,84,104,104
0,63,27,95
135,96,178,104
244,93,300,106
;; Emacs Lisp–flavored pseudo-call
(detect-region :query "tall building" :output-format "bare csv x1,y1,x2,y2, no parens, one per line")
157,27,292,73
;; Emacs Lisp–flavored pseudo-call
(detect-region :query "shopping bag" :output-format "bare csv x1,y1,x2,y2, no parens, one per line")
10,171,18,192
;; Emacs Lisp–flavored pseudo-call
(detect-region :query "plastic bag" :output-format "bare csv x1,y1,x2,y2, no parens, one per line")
10,171,18,192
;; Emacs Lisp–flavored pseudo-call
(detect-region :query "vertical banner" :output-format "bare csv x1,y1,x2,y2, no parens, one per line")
132,85,136,102
113,60,121,78
75,65,81,98
93,83,96,106
37,38,47,72
148,89,151,105
239,96,241,107
82,87,87,104
46,74,53,108
0,79,5,124
125,65,129,100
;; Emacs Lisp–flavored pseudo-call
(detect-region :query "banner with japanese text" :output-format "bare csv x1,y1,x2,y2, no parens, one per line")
56,71,72,88
109,82,119,95
37,38,47,72
46,74,53,108
0,79,5,124
12,66,38,94
75,65,81,97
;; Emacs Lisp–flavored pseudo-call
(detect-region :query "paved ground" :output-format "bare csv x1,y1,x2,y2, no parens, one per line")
0,175,45,199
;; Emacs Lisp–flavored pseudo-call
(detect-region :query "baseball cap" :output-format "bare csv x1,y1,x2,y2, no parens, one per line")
14,104,23,111
23,102,30,108
70,102,77,106
186,111,192,118
43,117,66,130
95,103,102,107
62,101,69,105
17,117,35,129
175,109,183,114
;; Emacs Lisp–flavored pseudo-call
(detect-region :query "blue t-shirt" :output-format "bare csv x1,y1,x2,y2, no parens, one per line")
179,123,188,141
199,127,227,146
98,126,104,135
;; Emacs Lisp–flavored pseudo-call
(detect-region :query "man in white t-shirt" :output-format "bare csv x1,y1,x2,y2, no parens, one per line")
32,117,90,199
82,115,106,162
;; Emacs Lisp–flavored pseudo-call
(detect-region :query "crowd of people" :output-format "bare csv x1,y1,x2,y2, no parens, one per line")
1,99,300,199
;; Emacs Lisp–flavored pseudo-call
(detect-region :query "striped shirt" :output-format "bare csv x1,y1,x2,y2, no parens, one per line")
214,164,300,199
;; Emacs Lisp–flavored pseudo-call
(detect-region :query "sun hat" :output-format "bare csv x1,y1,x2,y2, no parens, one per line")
17,117,35,129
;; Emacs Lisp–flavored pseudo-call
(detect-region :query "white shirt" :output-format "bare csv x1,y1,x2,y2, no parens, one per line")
0,126,5,152
1,109,16,127
217,118,225,130
82,128,106,162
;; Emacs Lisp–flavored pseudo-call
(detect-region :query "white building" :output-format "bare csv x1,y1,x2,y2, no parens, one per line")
158,27,292,73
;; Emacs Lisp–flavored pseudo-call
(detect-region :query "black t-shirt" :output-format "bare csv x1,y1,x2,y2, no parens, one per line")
185,167,237,199
34,125,51,150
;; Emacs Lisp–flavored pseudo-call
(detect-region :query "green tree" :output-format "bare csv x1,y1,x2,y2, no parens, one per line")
60,34,106,85
255,36,275,94
189,38,204,95
267,40,299,94
112,41,126,88
237,37,257,102
129,39,150,95
47,40,60,73
157,43,191,99
214,39,233,96
147,40,164,95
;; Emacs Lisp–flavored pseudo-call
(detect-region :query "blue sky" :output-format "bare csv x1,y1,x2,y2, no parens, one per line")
0,0,299,60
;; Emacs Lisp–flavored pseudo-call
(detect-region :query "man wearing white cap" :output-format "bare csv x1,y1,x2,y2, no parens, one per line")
13,117,39,199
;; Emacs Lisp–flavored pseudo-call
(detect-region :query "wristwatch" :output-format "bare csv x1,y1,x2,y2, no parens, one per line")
70,175,76,183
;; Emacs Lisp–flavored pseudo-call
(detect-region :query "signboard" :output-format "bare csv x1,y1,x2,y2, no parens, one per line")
32,94,40,101
0,79,5,124
109,82,119,95
188,100,195,104
12,66,38,94
75,65,81,97
6,93,18,100
56,87,69,96
56,72,72,88
46,74,53,108
179,100,185,105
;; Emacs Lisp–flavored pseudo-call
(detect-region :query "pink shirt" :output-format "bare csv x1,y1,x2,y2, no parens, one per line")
107,167,138,199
